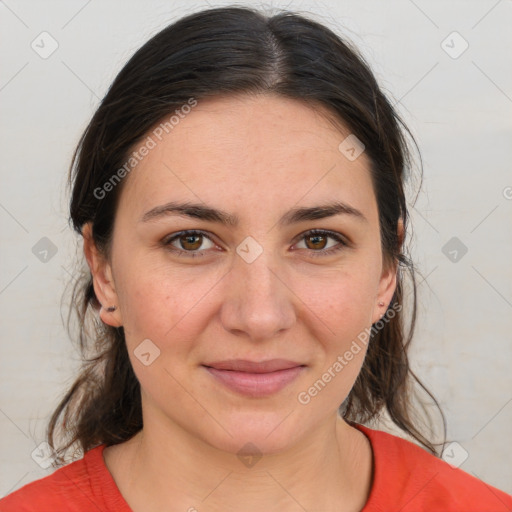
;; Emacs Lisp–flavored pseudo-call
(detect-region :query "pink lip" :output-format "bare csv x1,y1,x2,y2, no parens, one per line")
204,358,303,373
202,359,306,397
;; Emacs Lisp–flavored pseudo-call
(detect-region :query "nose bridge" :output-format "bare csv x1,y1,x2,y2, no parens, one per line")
221,240,295,339
240,248,277,295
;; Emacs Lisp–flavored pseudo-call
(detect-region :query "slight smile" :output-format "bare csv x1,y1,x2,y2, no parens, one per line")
202,359,307,398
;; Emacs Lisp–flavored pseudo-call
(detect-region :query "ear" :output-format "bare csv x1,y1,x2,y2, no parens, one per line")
371,218,403,324
82,222,123,327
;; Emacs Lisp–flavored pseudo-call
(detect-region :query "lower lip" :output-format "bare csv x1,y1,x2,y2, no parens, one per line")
203,365,305,397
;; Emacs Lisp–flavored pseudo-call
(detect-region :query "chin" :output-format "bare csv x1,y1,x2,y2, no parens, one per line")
197,408,306,456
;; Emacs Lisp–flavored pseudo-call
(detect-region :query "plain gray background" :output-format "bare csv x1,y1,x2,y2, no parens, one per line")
1,0,511,497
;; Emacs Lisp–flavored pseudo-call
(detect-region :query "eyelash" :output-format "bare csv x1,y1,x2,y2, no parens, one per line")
162,229,348,259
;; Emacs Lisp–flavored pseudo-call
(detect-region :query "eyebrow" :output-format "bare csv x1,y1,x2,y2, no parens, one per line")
139,200,367,226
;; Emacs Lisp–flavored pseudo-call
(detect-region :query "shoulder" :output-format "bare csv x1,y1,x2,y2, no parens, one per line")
0,445,108,512
355,424,512,512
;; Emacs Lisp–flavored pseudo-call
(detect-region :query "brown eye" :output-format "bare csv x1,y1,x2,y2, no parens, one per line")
179,233,203,251
294,229,347,257
163,230,215,257
304,233,328,250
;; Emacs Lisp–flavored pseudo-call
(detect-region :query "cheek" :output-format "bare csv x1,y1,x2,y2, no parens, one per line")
294,278,372,412
117,257,224,355
290,264,377,395
295,262,378,339
118,268,211,405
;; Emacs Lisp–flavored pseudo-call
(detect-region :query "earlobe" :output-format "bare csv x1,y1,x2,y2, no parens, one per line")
372,263,397,324
81,222,122,327
98,304,122,327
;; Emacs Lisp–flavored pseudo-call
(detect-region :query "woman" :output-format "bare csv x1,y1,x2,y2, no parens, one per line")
1,6,510,511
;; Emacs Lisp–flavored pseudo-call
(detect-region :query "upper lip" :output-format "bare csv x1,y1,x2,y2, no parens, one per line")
203,359,304,373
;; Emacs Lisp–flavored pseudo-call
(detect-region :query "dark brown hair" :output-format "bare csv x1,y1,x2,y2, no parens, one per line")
48,5,445,466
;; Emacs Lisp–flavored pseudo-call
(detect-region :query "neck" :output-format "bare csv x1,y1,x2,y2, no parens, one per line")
104,413,373,512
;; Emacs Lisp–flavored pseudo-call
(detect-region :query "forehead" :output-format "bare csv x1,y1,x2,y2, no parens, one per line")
118,93,376,224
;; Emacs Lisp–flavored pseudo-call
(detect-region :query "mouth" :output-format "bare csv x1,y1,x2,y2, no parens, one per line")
202,359,306,397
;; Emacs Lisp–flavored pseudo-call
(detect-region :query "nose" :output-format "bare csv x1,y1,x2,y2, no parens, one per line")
219,248,296,342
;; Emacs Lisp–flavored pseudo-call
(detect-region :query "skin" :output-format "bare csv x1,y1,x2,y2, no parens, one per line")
83,93,402,512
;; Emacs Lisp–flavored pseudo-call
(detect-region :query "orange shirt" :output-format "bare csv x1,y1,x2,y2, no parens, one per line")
1,424,511,511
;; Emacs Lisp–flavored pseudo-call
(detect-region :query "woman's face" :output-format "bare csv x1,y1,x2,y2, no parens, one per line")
88,93,398,454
